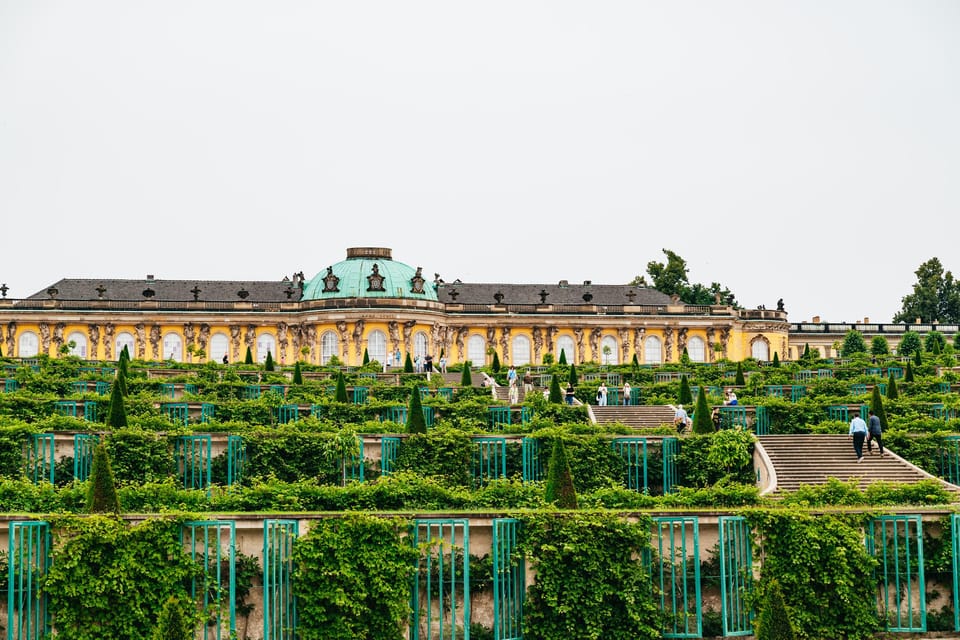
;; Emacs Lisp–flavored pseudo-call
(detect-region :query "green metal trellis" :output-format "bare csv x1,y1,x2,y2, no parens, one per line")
182,520,237,640
381,437,401,476
662,437,679,494
492,518,523,640
7,520,51,640
472,437,506,487
263,519,298,640
227,435,245,486
612,437,648,491
73,433,99,481
522,437,543,483
868,515,925,632
28,433,55,485
175,434,212,490
653,516,702,639
410,519,471,640
718,516,753,636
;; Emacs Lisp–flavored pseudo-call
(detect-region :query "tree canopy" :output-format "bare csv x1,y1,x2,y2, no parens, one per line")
630,249,738,306
894,257,960,324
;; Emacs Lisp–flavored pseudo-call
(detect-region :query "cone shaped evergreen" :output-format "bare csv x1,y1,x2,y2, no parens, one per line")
406,385,427,434
244,346,253,364
905,361,915,382
460,362,473,387
693,388,713,434
558,350,567,365
545,438,577,509
756,579,796,640
870,385,889,430
363,348,370,365
772,352,780,367
631,353,638,367
679,374,692,405
335,371,349,403
568,364,578,386
549,374,563,403
491,351,501,373
735,362,745,386
106,377,128,428
115,368,128,397
886,373,898,399
293,361,303,385
152,596,194,640
265,351,275,371
87,443,120,514
914,349,922,366
404,353,414,373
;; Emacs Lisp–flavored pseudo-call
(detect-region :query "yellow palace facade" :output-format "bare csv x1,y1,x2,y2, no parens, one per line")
0,247,789,366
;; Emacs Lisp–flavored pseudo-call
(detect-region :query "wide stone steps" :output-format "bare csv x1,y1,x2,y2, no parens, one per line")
757,434,949,493
592,405,676,430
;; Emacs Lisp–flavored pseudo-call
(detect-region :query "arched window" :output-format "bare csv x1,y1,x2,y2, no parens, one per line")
209,333,229,363
256,333,276,363
751,338,770,361
18,331,38,357
368,330,387,364
67,331,88,358
687,336,706,363
414,332,429,359
644,336,662,364
467,335,486,366
600,336,619,365
556,336,575,363
115,332,135,360
320,331,339,365
163,333,183,361
512,335,531,366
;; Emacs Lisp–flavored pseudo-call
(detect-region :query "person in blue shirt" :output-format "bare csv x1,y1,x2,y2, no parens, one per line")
849,410,868,462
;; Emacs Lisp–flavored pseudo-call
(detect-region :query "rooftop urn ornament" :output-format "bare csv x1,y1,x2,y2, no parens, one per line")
190,285,201,301
493,291,504,304
95,284,107,299
538,289,549,304
625,289,637,303
448,288,459,301
366,264,385,292
237,288,249,299
410,266,426,294
1,283,9,298
322,266,340,293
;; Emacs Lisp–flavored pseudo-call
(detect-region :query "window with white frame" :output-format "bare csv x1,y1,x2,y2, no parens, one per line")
600,336,619,365
257,333,276,363
368,330,387,364
321,331,339,365
67,331,87,358
414,332,429,359
210,333,229,363
163,333,183,361
115,332,135,360
467,335,486,366
687,336,706,363
644,336,662,364
556,336,575,363
752,339,770,361
512,335,531,366
18,331,38,357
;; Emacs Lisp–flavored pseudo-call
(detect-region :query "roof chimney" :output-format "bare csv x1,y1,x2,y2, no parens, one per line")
146,274,155,280
812,315,820,323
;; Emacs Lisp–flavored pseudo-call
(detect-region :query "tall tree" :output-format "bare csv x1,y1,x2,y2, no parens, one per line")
631,249,737,305
491,351,501,373
925,330,946,354
898,331,921,357
841,330,867,356
870,336,890,356
894,257,960,324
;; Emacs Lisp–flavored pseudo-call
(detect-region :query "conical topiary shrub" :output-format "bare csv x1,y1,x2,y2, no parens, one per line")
692,388,713,434
914,349,923,366
406,385,427,434
735,362,745,386
558,350,567,365
549,374,563,403
679,374,692,405
293,361,303,385
335,371,348,403
802,343,811,361
871,385,889,431
363,348,370,366
755,579,796,640
905,361,915,383
491,351,501,373
460,362,473,387
87,443,120,514
244,346,253,364
887,372,899,400
568,363,578,386
544,438,577,509
404,353,414,373
119,347,130,378
106,378,128,428
772,352,780,367
115,367,128,397
152,596,194,640
631,353,639,367
265,351,275,371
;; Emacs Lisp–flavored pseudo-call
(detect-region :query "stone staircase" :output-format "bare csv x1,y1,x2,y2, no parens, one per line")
492,384,528,404
757,434,954,494
592,405,676,430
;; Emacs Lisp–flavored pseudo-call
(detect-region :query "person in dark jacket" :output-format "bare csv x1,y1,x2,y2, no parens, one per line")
866,409,884,456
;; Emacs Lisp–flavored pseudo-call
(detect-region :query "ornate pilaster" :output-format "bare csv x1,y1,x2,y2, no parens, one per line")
677,327,688,357
135,324,146,359
388,322,401,354
352,320,365,360
545,326,557,355
706,328,716,363
229,325,241,361
53,323,65,353
183,323,195,361
455,326,468,361
720,327,731,359
618,328,630,364
336,321,349,359
276,322,288,364
244,325,256,359
103,323,115,360
304,324,317,364
149,325,161,359
532,327,543,364
499,327,511,364
573,328,585,364
664,327,674,362
633,328,645,362
39,323,51,354
5,321,15,357
403,321,416,354
88,324,100,360
590,328,602,363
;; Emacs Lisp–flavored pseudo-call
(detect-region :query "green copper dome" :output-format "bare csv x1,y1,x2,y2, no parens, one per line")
302,248,438,301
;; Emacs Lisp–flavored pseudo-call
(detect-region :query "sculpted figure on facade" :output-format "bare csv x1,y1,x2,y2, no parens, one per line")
53,323,65,352
677,327,687,356
572,327,585,363
149,325,161,359
183,323,195,359
618,328,630,363
403,320,416,353
88,324,100,358
589,328,601,363
545,326,557,355
431,323,442,354
135,324,147,359
275,323,287,363
244,325,256,356
486,326,497,359
720,327,731,359
229,325,242,361
388,322,400,353
39,323,51,354
304,324,317,363
198,323,210,358
352,320,365,358
455,326,467,361
103,323,114,360
532,327,543,363
336,321,349,359
663,327,674,362
706,328,716,362
5,321,15,357
633,327,645,361
499,327,511,363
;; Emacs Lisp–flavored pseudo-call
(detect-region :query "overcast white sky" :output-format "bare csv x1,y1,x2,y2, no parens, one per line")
2,1,958,323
